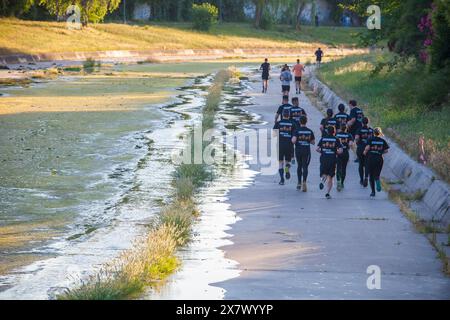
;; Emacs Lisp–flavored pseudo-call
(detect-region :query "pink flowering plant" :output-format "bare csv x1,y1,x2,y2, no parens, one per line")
417,3,436,63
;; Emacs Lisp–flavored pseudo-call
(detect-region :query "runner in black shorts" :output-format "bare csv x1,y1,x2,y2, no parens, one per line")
260,58,270,93
292,116,315,192
315,48,324,67
335,124,354,191
355,117,373,187
317,126,343,199
364,127,389,197
273,109,296,185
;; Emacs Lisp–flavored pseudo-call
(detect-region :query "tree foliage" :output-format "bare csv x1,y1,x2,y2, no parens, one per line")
191,2,218,31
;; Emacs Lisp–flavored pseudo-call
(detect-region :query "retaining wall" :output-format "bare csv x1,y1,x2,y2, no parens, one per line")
0,47,368,65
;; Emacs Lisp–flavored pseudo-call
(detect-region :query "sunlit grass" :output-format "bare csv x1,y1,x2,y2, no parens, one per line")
0,18,362,55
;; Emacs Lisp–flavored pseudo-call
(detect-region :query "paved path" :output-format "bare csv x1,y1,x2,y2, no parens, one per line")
214,70,450,299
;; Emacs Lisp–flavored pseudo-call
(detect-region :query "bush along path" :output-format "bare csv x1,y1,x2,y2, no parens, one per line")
58,69,234,300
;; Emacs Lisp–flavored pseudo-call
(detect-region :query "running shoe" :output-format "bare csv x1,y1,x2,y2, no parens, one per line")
296,182,302,190
325,193,331,199
360,180,364,186
363,178,368,188
302,182,307,192
370,191,376,197
279,179,285,185
376,180,382,192
285,166,291,180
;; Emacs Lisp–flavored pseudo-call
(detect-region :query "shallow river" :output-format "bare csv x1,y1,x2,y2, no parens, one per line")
0,61,261,299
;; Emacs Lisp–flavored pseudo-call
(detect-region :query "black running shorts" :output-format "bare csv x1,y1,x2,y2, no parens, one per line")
320,156,337,177
279,144,293,162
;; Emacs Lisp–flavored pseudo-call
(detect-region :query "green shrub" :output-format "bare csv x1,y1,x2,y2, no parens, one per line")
191,3,218,31
83,58,100,73
259,12,275,30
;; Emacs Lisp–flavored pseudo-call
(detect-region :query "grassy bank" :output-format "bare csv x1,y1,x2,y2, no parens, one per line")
0,19,363,56
317,53,450,182
58,69,233,300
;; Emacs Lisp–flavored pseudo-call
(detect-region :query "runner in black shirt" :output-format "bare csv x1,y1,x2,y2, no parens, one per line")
335,103,350,129
273,109,296,185
275,95,292,123
290,97,306,127
292,116,315,192
260,58,270,93
320,108,337,136
355,117,373,187
315,48,324,67
316,126,343,199
364,127,389,197
335,124,354,191
347,100,364,136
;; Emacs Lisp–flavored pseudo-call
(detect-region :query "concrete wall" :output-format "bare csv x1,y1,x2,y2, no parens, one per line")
0,47,368,66
305,67,449,228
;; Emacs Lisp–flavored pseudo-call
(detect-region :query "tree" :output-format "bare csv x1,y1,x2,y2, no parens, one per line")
38,0,121,25
252,0,266,27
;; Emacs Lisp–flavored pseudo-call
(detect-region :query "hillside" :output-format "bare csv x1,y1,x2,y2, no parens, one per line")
0,19,362,56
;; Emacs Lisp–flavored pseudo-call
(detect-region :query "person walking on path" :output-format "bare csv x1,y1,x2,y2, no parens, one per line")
273,109,296,185
355,117,373,188
260,58,271,93
315,48,324,67
292,115,315,192
280,65,293,96
335,124,354,191
364,127,389,197
320,108,337,136
292,59,305,94
317,126,343,199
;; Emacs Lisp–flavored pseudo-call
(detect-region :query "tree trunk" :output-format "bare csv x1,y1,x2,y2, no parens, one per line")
253,0,265,28
295,1,307,31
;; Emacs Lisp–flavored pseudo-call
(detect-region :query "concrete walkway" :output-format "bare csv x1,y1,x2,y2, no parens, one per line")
214,70,450,299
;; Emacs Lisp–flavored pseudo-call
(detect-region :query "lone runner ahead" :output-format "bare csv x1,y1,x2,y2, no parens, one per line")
292,59,305,94
315,47,324,67
260,58,270,93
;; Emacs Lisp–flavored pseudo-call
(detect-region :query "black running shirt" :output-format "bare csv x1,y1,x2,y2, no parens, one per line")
273,119,296,146
335,112,350,128
294,126,315,153
356,126,373,148
367,137,389,158
335,132,353,151
318,135,343,158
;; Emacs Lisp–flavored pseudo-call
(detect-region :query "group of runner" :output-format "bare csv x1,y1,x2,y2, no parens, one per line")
262,56,390,199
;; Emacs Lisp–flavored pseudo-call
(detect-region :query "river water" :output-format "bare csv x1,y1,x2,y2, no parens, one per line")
0,62,260,299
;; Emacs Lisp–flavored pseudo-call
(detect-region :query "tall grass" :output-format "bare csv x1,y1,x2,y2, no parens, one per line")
317,53,450,182
58,68,233,300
